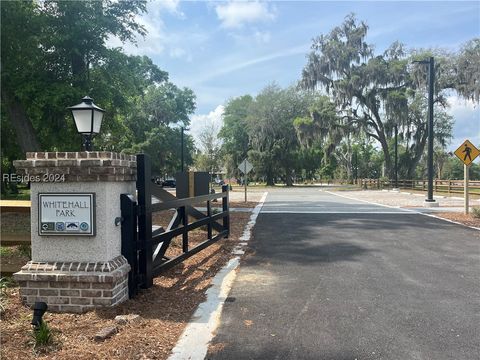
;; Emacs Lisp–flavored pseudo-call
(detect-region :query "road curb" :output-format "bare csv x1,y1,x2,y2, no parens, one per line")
168,192,268,360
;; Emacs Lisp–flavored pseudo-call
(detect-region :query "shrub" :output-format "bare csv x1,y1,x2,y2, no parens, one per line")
17,244,31,259
471,206,480,219
0,277,12,313
0,247,13,257
32,321,53,349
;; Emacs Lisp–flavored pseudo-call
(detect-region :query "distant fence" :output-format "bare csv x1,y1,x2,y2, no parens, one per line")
359,179,480,196
1,200,31,246
1,200,30,274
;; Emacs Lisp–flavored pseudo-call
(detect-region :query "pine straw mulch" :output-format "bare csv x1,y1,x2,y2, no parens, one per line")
227,201,259,208
433,212,480,229
0,206,254,360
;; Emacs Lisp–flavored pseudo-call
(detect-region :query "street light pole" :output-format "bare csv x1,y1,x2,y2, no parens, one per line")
181,127,185,173
426,56,435,203
413,57,436,205
394,123,398,189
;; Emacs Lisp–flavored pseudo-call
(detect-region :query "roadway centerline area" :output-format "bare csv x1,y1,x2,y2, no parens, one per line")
259,187,407,214
206,187,479,360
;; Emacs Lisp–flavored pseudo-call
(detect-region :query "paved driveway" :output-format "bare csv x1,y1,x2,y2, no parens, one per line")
206,188,480,360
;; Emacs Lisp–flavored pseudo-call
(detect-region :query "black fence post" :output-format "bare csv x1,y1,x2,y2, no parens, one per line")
137,154,153,288
222,184,230,237
207,200,212,240
121,194,138,298
181,205,188,253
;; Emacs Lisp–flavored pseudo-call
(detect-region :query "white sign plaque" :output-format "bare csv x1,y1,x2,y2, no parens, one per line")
38,193,95,236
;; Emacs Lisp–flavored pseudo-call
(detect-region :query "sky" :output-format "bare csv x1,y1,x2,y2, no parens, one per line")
110,0,480,154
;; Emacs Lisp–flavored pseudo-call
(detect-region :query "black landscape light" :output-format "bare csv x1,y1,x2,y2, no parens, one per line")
31,301,48,329
68,96,105,151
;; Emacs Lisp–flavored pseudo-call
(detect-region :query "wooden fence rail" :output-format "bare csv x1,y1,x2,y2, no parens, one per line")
1,200,31,247
359,179,480,196
1,200,31,274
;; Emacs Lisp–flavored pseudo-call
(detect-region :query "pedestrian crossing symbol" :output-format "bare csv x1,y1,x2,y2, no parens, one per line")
454,140,480,166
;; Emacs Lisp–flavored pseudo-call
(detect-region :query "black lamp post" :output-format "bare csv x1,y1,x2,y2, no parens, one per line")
413,57,435,203
68,96,105,151
180,126,190,172
181,127,185,172
394,123,398,189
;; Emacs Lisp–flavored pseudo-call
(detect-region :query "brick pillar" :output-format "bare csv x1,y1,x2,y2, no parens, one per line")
13,152,136,313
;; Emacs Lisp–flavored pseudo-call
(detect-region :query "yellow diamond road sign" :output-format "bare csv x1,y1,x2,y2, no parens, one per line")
454,140,480,166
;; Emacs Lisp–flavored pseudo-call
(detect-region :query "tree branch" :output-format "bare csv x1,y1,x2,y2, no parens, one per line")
366,131,380,141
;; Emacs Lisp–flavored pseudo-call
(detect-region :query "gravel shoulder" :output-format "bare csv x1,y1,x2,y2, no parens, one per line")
328,189,480,228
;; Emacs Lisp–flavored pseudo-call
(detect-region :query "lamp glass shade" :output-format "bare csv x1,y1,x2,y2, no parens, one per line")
69,96,105,135
71,109,93,133
92,109,104,133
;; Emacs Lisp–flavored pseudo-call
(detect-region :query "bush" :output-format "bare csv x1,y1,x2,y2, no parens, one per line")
0,247,14,257
0,277,12,313
471,206,480,219
17,244,31,259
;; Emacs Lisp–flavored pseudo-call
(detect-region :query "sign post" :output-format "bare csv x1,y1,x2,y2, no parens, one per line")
454,139,480,215
464,164,469,215
244,160,247,203
238,159,253,203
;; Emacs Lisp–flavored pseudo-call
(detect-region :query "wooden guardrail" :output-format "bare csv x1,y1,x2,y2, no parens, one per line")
0,200,31,213
360,179,480,196
1,259,27,274
1,200,31,246
1,200,31,273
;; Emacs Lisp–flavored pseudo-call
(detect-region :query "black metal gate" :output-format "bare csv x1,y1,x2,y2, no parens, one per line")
121,154,230,297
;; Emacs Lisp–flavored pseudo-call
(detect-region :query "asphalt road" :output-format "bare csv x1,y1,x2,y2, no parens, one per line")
206,188,480,360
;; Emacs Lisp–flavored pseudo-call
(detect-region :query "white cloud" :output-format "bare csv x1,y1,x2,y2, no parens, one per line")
188,44,309,86
107,0,194,58
169,47,193,61
156,0,185,18
228,29,272,45
446,95,480,152
215,1,276,29
254,30,271,44
189,105,225,149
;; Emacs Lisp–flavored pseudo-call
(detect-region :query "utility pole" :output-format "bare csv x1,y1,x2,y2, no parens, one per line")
413,57,437,206
180,126,184,172
426,56,435,204
394,123,398,190
181,127,186,173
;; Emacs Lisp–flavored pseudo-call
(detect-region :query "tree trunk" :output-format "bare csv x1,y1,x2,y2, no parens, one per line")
406,129,428,178
346,138,352,182
285,167,293,187
266,167,274,186
378,133,391,179
2,91,40,152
